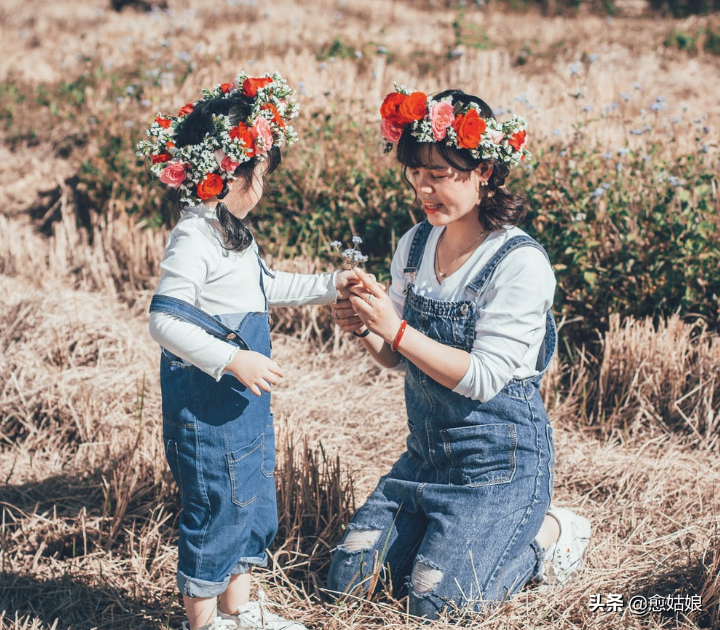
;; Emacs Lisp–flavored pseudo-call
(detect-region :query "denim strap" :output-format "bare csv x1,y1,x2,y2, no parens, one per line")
402,220,433,290
466,235,550,299
149,295,249,350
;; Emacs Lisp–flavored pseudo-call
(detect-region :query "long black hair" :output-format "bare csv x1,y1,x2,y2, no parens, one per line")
396,89,528,231
173,93,281,252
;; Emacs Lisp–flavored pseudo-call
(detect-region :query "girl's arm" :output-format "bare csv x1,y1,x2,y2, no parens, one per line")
264,267,360,306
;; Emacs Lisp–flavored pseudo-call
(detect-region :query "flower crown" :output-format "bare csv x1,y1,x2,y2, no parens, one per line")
136,71,299,206
380,85,530,168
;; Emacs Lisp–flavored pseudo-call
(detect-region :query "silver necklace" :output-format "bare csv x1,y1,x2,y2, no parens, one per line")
435,229,487,280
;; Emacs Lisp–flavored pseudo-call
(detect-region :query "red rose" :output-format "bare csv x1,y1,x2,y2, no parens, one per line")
397,91,428,123
154,116,171,129
220,83,232,94
242,76,273,97
380,92,408,126
452,109,487,149
229,123,256,157
261,103,285,128
196,173,225,200
151,152,172,164
178,103,194,117
508,130,526,151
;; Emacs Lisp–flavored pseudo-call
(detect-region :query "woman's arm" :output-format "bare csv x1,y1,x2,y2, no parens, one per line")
348,268,469,386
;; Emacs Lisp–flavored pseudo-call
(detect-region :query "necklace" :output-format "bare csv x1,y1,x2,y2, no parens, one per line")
435,229,487,280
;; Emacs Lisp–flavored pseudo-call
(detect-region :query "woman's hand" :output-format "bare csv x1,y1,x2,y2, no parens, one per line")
348,267,402,344
331,297,366,335
222,349,283,396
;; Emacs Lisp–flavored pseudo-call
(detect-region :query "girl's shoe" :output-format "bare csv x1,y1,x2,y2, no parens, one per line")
218,592,307,630
541,506,591,586
182,617,237,630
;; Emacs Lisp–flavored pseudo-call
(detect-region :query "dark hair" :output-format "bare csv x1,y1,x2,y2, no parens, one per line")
396,89,527,231
173,93,282,252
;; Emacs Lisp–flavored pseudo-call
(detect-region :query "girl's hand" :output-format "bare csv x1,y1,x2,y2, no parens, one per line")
335,268,360,299
349,267,402,343
222,349,283,396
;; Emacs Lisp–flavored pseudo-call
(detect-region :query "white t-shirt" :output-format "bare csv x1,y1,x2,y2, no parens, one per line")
148,205,338,380
389,223,556,402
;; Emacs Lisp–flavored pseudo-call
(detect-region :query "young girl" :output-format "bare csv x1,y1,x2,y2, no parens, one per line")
138,73,357,630
328,87,591,619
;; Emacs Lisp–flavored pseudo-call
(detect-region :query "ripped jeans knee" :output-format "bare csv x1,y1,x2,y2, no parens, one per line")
410,556,444,594
341,528,382,553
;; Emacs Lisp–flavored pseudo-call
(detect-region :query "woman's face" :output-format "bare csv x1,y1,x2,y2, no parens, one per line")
406,148,490,229
222,160,269,219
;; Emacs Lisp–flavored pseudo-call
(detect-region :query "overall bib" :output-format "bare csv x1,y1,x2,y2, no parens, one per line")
150,257,278,599
328,222,556,619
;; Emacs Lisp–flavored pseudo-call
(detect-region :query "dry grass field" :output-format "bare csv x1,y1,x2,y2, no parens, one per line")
1,0,719,628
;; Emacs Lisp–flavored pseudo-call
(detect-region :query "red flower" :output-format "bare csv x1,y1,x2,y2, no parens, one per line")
452,109,487,149
154,116,171,129
508,130,527,151
220,83,232,94
196,173,225,200
261,103,285,128
230,122,256,157
397,92,428,123
151,152,172,164
242,76,273,97
380,92,408,126
178,103,194,117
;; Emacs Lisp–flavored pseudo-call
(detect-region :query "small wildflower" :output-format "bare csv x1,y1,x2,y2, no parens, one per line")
333,238,368,268
633,82,643,90
617,147,630,156
552,128,561,137
588,53,599,63
583,105,592,112
620,92,631,102
591,187,605,198
572,212,587,221
569,62,581,76
601,151,613,160
672,116,681,124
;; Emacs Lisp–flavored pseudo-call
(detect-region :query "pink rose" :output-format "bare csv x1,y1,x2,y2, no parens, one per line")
488,129,505,144
429,101,455,141
381,117,403,143
252,116,273,154
214,150,240,172
159,161,187,188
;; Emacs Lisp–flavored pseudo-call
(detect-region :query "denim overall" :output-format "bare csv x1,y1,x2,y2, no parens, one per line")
328,222,556,619
149,258,277,599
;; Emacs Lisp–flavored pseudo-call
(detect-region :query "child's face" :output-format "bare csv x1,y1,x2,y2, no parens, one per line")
222,160,269,219
406,148,490,229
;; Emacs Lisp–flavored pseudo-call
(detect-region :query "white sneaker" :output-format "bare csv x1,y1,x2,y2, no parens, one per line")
541,506,591,586
182,617,237,630
218,592,307,630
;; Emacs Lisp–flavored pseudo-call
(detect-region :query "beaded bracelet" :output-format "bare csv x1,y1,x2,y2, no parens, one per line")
390,319,408,352
352,328,371,338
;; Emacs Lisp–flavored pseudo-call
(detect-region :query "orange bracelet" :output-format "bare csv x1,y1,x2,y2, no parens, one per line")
390,319,408,352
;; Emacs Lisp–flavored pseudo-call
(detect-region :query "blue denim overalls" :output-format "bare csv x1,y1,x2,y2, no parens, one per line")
328,222,556,619
149,257,277,599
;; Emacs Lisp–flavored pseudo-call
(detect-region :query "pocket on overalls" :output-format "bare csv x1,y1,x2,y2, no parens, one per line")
164,439,184,497
262,416,276,477
441,423,517,487
227,433,264,507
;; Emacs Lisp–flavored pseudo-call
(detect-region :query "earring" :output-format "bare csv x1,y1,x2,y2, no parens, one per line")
480,180,488,187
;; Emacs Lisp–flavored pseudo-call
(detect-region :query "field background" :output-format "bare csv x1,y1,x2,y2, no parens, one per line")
1,0,720,628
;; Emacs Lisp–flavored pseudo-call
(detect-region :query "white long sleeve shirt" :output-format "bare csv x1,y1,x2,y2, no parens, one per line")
389,223,556,402
148,205,338,380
